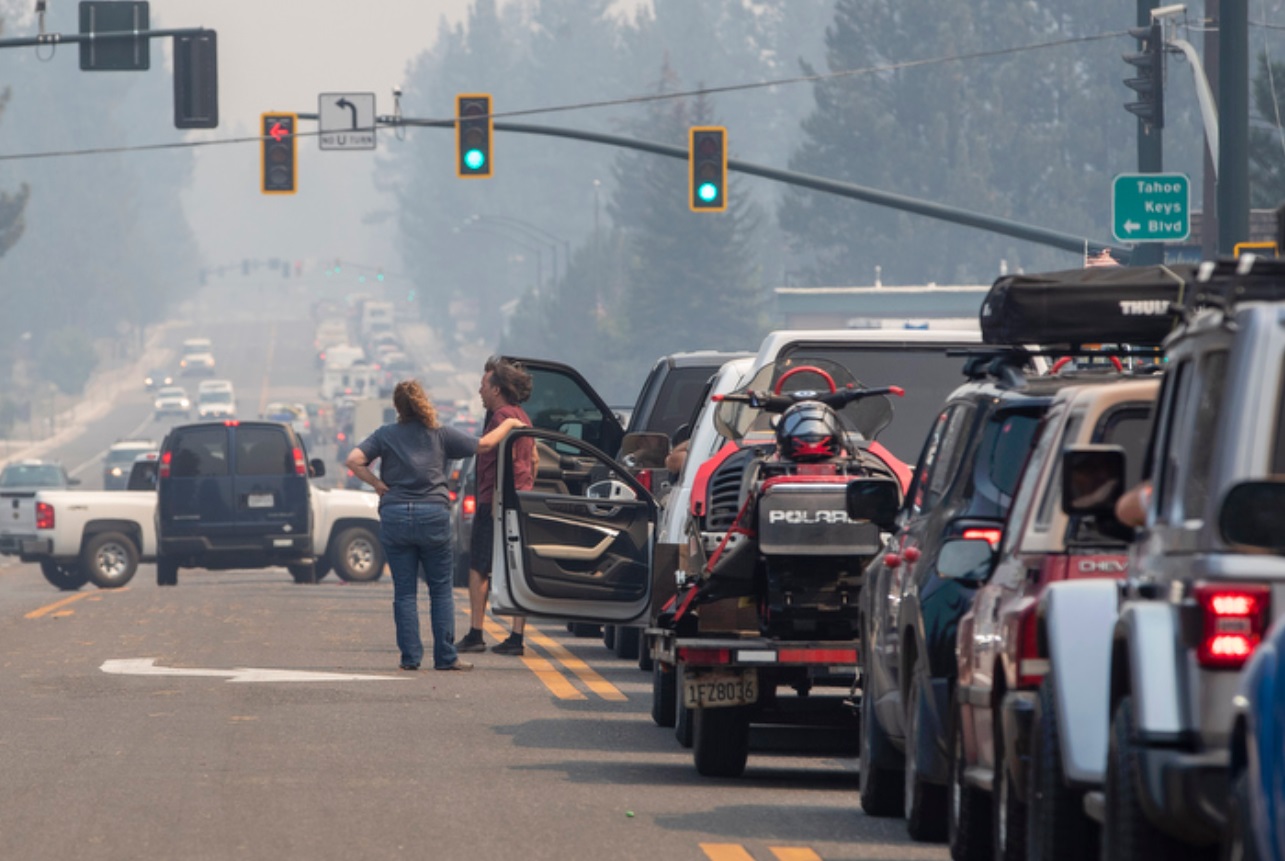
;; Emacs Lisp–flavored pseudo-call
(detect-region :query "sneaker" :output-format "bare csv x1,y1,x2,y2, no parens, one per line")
492,638,525,657
435,660,474,671
455,632,486,653
399,662,420,671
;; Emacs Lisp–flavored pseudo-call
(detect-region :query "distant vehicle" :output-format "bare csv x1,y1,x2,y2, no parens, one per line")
179,351,216,377
0,460,76,491
359,300,395,338
196,387,236,419
144,368,173,391
197,379,234,394
321,359,379,401
447,455,476,586
181,337,213,355
154,386,192,419
102,440,159,490
127,452,160,490
263,401,312,445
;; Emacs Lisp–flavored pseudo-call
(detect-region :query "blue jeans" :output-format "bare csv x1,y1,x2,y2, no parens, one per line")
378,502,457,669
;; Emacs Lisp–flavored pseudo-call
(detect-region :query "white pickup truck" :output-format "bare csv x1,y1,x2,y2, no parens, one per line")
4,473,385,591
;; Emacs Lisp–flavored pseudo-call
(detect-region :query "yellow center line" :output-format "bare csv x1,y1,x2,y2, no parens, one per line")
476,617,583,700
770,849,823,861
700,845,756,861
525,627,627,702
25,589,113,620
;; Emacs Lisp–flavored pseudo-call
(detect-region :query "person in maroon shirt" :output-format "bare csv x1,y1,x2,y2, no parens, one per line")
457,357,537,656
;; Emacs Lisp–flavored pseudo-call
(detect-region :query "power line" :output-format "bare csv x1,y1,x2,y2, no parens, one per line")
0,29,1131,163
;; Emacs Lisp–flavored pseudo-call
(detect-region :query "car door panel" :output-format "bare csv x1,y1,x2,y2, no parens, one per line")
518,495,651,602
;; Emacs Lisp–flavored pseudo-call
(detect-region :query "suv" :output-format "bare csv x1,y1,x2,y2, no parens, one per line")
948,376,1159,861
858,349,1080,840
102,440,158,490
156,420,326,585
1038,258,1285,857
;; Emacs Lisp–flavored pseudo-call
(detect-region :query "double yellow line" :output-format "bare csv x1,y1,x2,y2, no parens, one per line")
479,616,626,702
700,845,822,861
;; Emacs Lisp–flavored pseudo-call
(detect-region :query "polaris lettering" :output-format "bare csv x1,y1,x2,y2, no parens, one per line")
767,510,852,525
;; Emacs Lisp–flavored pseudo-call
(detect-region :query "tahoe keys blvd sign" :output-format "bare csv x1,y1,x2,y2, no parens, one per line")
1112,173,1190,243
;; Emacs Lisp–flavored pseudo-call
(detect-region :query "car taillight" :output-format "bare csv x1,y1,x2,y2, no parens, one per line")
463,495,476,517
35,502,54,530
1193,583,1271,669
159,450,172,479
449,490,458,503
963,527,1003,549
293,447,307,476
1013,603,1048,687
635,469,653,492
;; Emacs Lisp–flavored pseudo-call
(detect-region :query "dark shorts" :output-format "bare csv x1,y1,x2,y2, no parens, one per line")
469,502,494,576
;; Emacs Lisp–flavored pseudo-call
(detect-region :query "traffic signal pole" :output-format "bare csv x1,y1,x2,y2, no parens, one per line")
1128,1,1164,265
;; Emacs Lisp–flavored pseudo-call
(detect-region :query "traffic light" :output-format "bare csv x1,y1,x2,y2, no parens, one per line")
689,126,727,212
456,94,493,179
261,112,297,194
1123,23,1164,129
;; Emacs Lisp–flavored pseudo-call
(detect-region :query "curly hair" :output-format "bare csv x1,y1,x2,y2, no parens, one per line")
392,379,440,429
485,355,533,405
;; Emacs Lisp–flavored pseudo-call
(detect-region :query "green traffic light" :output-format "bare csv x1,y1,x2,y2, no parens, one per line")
464,149,486,171
698,182,720,203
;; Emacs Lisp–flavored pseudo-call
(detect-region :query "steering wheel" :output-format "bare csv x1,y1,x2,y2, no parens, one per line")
774,365,838,395
1049,355,1124,374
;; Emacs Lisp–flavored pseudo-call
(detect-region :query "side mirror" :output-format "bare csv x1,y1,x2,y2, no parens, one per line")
619,431,670,470
68,477,81,486
936,537,996,581
846,477,902,532
310,458,327,478
1219,480,1285,552
1061,445,1127,516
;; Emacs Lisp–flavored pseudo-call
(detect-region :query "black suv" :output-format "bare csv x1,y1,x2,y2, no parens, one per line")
857,351,1088,840
156,421,325,586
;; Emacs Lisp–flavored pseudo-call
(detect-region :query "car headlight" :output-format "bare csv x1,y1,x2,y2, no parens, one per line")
110,467,123,476
180,399,190,407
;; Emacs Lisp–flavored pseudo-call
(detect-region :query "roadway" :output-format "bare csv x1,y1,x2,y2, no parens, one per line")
0,283,947,861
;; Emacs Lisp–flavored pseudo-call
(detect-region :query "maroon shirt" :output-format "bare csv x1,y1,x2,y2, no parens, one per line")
476,404,534,504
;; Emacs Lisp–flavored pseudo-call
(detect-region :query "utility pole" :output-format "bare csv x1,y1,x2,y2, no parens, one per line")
1129,0,1165,265
1218,0,1249,254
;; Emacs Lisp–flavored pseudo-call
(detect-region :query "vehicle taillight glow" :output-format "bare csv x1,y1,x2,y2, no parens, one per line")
1014,603,1047,687
963,528,1003,549
293,447,307,476
159,450,172,479
462,496,476,517
677,647,731,664
1194,583,1271,669
35,502,54,530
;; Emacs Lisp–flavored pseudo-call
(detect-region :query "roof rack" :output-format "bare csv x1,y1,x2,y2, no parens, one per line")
1186,255,1285,310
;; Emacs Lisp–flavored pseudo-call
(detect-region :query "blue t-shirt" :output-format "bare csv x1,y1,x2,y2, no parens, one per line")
357,421,477,507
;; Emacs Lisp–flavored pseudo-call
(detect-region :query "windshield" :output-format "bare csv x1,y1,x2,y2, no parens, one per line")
201,391,233,404
107,448,150,465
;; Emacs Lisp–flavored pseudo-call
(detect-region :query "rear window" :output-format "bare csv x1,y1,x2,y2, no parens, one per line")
974,410,1042,509
168,428,229,477
235,427,294,476
1066,404,1154,545
200,391,233,405
630,366,719,439
106,448,148,465
0,465,64,488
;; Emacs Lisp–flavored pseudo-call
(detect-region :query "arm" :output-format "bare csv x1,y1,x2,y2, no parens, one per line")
345,448,389,497
476,417,526,454
1114,480,1151,528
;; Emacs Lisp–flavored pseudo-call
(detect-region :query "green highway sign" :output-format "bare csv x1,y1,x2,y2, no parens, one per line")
1112,173,1190,243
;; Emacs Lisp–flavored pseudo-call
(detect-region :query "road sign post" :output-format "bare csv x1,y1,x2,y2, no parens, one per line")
1112,173,1190,243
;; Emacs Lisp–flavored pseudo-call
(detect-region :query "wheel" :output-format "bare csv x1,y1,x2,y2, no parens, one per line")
992,701,1027,861
1223,771,1259,861
949,709,992,861
638,638,654,672
603,624,617,650
860,665,905,816
693,706,750,777
675,666,694,747
613,625,641,660
1027,678,1096,861
651,661,677,727
330,526,384,582
156,556,179,586
289,562,317,584
81,531,139,589
1103,697,1192,861
905,667,948,841
40,560,89,591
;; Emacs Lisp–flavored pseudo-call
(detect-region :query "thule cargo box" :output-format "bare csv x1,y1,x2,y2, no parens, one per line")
979,264,1197,347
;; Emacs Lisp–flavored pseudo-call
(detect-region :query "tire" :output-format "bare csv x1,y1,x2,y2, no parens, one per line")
41,560,89,591
613,625,641,660
652,661,677,728
860,665,906,817
289,562,317,584
675,669,694,748
156,556,179,586
638,638,654,672
992,701,1027,861
1103,697,1193,861
81,531,139,589
1027,678,1096,861
570,622,602,638
693,706,750,777
905,667,948,842
330,527,384,583
603,624,617,650
949,710,992,861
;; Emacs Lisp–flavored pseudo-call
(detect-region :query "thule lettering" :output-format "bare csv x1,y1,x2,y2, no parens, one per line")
1118,300,1170,316
767,510,852,525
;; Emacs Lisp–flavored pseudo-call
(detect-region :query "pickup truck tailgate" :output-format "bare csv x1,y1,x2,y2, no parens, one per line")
0,491,38,553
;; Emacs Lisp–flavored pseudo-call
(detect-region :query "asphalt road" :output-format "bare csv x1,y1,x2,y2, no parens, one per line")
0,284,949,861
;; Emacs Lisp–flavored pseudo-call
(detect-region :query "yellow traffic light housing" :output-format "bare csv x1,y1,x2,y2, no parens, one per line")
689,126,727,212
261,112,297,195
456,94,493,179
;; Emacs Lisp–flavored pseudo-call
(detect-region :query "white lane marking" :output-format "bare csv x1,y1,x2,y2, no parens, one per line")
101,657,404,683
70,413,160,478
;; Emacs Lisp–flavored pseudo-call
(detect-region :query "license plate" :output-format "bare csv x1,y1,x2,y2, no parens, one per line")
247,493,274,509
682,668,758,709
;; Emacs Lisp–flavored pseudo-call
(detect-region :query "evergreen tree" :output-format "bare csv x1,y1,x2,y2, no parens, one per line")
0,18,29,261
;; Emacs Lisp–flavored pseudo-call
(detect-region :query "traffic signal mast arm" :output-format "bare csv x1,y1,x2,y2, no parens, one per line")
388,115,1128,260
